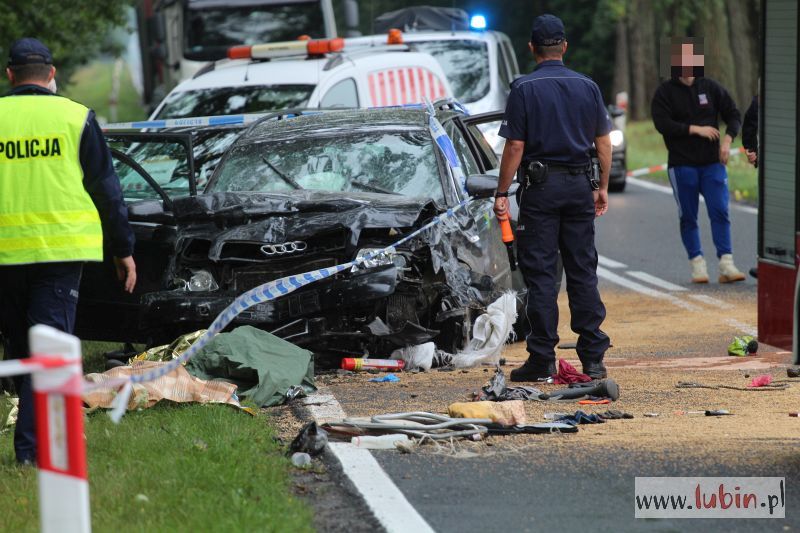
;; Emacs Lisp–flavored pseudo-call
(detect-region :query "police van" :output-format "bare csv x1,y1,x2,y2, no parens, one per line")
356,7,520,115
149,37,453,120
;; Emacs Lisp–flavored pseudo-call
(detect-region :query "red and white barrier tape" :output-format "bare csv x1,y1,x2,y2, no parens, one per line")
626,146,747,178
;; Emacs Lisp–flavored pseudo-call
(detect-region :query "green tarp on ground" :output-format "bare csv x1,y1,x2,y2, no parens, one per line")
186,326,315,407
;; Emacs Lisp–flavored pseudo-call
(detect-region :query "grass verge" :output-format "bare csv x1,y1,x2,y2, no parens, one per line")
0,343,313,532
61,59,146,123
625,120,758,203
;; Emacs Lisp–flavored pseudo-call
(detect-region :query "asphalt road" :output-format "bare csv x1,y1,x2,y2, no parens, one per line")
351,180,787,533
595,178,758,290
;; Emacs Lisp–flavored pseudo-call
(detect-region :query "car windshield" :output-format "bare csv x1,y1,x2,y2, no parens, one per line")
210,130,444,202
156,85,314,119
411,40,490,103
184,2,325,61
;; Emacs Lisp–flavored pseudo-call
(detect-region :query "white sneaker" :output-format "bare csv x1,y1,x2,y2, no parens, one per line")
718,254,746,283
690,255,709,283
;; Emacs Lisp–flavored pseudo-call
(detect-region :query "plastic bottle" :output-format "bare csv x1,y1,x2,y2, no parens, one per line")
341,358,405,371
291,452,311,467
350,434,409,449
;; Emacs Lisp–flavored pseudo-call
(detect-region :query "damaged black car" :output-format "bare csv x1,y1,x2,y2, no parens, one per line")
76,105,540,356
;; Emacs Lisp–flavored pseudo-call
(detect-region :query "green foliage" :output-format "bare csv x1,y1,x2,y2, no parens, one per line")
0,0,132,92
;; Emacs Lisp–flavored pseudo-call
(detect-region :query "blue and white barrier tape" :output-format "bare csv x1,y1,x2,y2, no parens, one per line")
101,113,276,131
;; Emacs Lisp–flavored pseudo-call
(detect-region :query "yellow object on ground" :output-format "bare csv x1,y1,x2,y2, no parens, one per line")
129,329,207,363
84,360,253,414
448,400,527,426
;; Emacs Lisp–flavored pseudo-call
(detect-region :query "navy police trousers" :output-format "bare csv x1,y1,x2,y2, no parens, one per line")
0,262,82,464
515,171,609,371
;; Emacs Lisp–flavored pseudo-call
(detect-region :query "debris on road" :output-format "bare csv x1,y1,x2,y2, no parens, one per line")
351,434,410,449
727,335,759,356
540,379,621,401
578,399,611,405
674,409,734,416
552,359,592,385
391,343,438,371
325,412,489,441
289,421,329,456
476,368,543,401
643,412,660,417
555,411,606,425
788,367,800,378
676,379,789,391
291,452,312,468
596,410,634,420
450,292,518,368
448,400,527,425
368,374,401,383
341,358,405,372
748,374,774,388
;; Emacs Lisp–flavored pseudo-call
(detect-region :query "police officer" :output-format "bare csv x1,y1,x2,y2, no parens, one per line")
0,38,136,464
494,15,612,382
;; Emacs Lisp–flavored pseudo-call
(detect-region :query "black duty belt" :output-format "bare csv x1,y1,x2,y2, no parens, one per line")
544,164,590,175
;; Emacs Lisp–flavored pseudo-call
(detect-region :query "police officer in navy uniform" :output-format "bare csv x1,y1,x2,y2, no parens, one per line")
494,15,613,382
0,38,136,464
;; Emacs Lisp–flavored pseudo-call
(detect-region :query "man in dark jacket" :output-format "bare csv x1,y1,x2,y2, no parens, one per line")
652,39,744,284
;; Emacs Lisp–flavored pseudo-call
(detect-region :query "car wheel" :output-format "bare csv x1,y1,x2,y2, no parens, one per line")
608,178,626,192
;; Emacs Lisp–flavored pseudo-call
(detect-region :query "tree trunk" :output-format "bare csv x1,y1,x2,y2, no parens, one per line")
726,0,759,112
628,0,657,120
612,16,630,103
696,1,738,105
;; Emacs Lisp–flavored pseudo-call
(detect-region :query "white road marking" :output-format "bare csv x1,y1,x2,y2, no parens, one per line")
597,266,701,311
598,255,628,269
302,389,435,533
688,294,735,310
627,177,758,215
725,318,758,337
626,271,687,292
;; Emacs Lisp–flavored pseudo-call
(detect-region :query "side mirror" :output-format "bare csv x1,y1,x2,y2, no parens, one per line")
466,174,500,199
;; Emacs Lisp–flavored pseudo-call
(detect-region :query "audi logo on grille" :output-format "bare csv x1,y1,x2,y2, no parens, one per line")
260,241,308,256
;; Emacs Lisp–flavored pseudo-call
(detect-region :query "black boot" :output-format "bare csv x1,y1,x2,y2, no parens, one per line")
582,361,608,379
510,360,556,382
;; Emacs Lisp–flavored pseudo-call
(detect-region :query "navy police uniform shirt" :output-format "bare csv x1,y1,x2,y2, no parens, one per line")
499,60,611,166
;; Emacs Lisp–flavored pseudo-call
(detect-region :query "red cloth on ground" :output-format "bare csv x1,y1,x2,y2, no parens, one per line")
552,359,593,385
747,374,773,388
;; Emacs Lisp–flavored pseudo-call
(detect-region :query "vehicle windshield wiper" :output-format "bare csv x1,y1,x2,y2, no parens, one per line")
262,156,302,190
350,174,399,195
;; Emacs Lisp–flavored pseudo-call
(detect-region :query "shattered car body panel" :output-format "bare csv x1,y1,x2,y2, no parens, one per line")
76,107,519,355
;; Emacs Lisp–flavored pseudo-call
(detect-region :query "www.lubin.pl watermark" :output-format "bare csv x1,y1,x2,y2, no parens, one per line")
635,477,785,518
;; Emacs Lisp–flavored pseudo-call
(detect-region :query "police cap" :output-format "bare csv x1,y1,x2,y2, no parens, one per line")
530,14,566,47
7,38,53,67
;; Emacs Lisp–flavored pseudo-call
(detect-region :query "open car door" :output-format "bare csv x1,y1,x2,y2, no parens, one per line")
74,133,197,344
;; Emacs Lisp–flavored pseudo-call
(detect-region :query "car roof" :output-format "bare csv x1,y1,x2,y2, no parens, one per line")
348,31,504,47
240,107,436,143
171,49,447,92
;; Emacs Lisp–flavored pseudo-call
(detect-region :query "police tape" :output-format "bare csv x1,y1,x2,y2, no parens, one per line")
101,113,287,131
91,102,478,421
626,146,748,178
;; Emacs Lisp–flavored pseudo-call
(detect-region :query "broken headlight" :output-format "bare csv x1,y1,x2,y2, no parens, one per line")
352,247,406,271
184,269,219,292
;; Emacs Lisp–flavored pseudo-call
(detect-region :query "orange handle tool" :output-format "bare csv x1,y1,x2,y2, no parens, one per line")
497,214,517,271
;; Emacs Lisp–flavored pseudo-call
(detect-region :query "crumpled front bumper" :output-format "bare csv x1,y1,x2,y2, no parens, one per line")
140,264,399,331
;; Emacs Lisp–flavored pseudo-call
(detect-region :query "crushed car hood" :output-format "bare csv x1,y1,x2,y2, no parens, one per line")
171,191,439,259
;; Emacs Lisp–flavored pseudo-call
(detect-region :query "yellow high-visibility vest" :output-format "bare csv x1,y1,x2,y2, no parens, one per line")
0,95,103,265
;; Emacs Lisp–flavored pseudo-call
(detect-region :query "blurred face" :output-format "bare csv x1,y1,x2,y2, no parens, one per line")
670,41,704,80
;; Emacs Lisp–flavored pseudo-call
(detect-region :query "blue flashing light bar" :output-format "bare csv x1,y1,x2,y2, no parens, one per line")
470,14,487,30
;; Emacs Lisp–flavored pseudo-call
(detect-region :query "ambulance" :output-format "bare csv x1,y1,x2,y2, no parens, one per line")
149,36,453,120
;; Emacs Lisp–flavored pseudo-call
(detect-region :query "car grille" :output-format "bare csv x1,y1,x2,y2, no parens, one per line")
219,229,348,262
233,258,338,292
